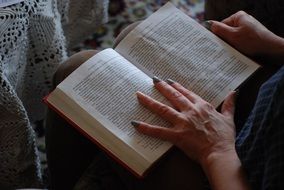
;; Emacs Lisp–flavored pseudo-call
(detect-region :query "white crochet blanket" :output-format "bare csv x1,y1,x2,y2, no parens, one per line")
0,0,108,188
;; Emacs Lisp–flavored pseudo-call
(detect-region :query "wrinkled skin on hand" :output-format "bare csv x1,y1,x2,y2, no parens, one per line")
133,78,236,165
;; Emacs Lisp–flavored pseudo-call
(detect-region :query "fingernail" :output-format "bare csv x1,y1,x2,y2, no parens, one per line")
131,120,141,128
166,79,175,85
153,76,162,84
203,20,212,30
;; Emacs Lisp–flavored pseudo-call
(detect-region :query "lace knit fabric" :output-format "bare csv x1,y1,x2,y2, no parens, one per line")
0,0,108,188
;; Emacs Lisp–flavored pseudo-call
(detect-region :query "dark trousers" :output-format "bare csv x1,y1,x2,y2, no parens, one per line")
45,58,280,189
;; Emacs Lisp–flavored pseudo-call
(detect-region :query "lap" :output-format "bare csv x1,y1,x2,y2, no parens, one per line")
46,20,280,189
46,49,206,189
110,148,206,190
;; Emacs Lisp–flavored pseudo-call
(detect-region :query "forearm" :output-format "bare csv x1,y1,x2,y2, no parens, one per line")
201,150,251,190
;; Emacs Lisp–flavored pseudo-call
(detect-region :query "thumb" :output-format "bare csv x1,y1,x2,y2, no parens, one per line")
221,91,237,118
210,21,236,43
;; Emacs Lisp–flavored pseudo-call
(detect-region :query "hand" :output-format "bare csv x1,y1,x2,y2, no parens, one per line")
209,11,284,60
132,77,237,166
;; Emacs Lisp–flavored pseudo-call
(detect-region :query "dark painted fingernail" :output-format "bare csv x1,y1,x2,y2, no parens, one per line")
166,79,175,85
131,120,141,128
203,20,212,30
153,76,162,84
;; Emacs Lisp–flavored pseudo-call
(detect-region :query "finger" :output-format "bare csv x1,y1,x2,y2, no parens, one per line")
137,92,181,124
221,91,237,118
222,16,236,27
166,79,202,103
210,21,237,43
222,12,239,26
153,77,193,110
132,121,177,143
222,11,248,27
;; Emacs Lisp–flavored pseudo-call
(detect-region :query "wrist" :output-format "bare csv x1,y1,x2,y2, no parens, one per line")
200,149,250,190
200,148,238,173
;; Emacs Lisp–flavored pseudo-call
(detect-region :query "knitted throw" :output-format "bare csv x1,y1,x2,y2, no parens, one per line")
0,0,108,188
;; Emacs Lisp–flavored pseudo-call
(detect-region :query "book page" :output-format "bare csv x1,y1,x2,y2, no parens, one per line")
57,49,172,162
115,2,259,107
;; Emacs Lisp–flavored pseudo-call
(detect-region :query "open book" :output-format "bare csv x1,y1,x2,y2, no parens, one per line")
44,2,259,177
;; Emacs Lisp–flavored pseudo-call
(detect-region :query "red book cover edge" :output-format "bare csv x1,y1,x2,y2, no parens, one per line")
43,94,146,179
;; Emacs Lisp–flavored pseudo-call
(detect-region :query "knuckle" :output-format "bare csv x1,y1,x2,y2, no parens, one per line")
199,109,209,119
211,23,220,33
171,91,183,99
176,114,186,122
203,102,214,110
145,99,155,108
188,103,207,118
184,91,196,100
184,91,192,97
158,105,171,116
237,10,247,16
157,82,167,90
191,108,200,117
198,102,214,117
198,102,214,113
185,109,200,121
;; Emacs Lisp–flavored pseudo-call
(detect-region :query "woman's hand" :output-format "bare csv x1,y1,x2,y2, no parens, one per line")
133,78,251,190
132,77,236,166
209,11,284,62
